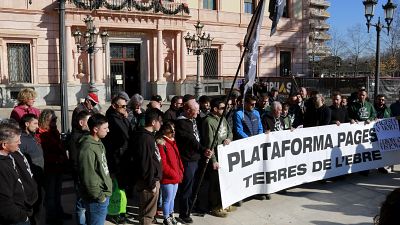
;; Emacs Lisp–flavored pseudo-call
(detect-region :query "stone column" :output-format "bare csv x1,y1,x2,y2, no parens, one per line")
180,31,186,81
95,33,103,83
175,32,181,82
65,26,74,82
157,29,165,82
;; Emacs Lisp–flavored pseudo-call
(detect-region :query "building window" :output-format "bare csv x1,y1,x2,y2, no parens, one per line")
203,0,217,10
204,48,218,78
7,43,31,83
244,0,254,14
282,0,290,18
280,51,291,76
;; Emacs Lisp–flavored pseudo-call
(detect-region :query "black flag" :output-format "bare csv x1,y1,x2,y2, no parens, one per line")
243,0,266,96
269,0,286,36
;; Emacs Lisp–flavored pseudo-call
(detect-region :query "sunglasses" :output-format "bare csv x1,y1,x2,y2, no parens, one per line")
115,104,127,109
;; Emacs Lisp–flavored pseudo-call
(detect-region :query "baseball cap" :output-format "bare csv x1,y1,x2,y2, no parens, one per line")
87,93,99,104
151,95,162,102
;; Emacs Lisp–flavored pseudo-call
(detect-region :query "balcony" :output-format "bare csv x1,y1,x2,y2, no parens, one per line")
310,31,331,40
310,8,330,18
66,0,190,16
310,20,330,30
309,0,330,8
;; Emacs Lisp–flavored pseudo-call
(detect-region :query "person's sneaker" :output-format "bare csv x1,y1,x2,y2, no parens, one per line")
163,217,174,225
169,215,182,225
224,205,237,212
178,216,193,224
210,209,228,218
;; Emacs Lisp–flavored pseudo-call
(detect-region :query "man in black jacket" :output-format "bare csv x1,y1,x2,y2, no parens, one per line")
103,95,132,176
19,115,44,225
163,95,183,122
0,120,35,225
132,109,164,225
175,99,212,224
103,95,133,223
262,101,284,132
69,111,90,225
329,92,350,125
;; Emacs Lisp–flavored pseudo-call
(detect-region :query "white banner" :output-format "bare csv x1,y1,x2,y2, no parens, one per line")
375,117,400,152
217,121,400,208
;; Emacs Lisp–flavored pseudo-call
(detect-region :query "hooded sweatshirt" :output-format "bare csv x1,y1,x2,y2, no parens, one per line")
78,135,112,202
132,128,162,191
0,154,31,224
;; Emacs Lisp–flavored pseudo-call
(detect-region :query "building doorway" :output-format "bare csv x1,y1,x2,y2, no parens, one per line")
110,43,141,98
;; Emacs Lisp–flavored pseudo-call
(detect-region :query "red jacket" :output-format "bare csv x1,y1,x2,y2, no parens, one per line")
157,137,184,184
35,127,68,174
10,105,40,122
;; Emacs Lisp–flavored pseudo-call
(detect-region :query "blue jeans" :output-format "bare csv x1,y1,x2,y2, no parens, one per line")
74,181,86,225
84,197,110,225
76,197,86,225
161,184,178,219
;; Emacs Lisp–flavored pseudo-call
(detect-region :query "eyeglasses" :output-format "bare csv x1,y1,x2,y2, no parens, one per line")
115,104,127,109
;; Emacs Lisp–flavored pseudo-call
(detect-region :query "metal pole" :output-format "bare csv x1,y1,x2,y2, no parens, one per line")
374,18,381,100
59,0,69,135
194,53,202,99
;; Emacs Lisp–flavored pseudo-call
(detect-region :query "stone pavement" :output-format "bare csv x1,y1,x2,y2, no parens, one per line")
60,166,400,225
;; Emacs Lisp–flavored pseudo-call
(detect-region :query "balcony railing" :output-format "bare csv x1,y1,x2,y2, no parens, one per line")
67,0,190,15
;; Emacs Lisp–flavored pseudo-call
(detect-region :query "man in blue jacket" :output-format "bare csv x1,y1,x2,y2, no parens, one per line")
233,95,263,139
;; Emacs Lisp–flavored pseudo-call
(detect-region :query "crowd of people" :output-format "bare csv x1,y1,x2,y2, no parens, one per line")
0,86,399,225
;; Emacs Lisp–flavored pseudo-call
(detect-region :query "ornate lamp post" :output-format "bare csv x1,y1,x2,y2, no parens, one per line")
363,0,397,99
184,21,213,99
73,15,109,93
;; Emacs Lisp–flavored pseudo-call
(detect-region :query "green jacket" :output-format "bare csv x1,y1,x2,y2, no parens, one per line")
349,101,376,121
78,135,112,202
202,114,233,164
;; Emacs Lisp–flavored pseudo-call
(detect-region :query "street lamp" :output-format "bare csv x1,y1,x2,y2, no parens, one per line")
363,0,397,99
73,15,109,93
184,21,213,99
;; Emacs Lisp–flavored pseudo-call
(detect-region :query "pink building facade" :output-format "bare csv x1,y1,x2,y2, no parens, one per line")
0,0,309,106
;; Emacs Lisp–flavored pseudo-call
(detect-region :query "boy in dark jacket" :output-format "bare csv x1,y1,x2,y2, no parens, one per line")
132,108,164,225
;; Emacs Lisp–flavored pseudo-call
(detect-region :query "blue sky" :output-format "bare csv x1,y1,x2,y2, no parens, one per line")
328,0,397,35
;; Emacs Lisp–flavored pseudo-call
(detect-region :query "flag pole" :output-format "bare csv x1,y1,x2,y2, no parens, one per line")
189,2,264,214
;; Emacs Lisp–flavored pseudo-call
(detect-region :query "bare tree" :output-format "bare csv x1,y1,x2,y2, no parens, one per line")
327,28,347,58
345,23,373,77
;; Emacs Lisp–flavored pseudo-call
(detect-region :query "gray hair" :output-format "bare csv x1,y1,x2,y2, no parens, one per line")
0,119,21,143
128,93,144,109
271,101,282,111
